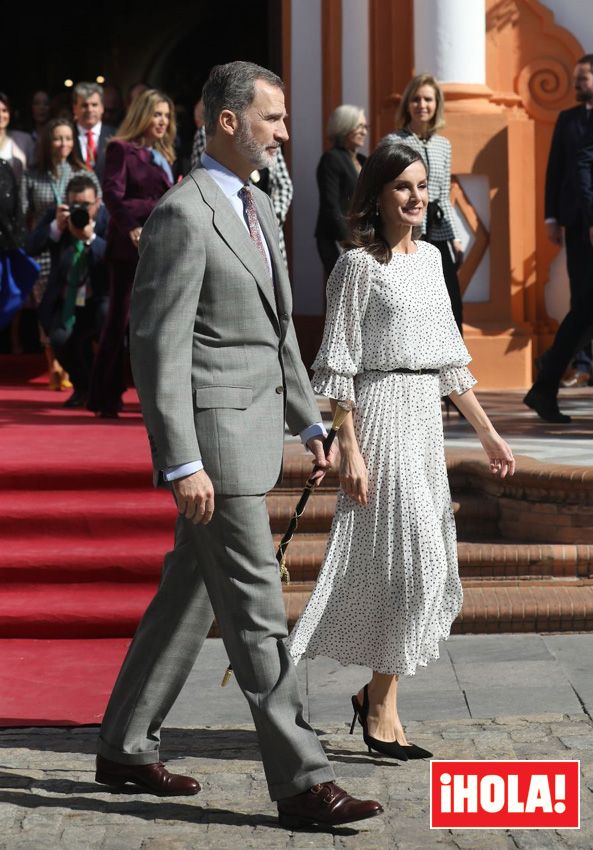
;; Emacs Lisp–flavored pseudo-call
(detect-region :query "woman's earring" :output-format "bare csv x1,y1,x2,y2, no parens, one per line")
375,202,380,218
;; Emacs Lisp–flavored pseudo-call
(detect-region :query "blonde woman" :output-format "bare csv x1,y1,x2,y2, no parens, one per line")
385,74,463,333
87,89,175,418
315,104,368,278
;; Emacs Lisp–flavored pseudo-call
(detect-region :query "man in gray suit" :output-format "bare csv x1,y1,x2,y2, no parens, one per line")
94,61,383,830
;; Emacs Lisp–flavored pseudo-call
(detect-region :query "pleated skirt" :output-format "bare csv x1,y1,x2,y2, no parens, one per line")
287,370,463,676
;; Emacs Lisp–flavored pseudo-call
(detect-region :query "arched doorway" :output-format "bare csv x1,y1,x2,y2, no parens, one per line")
0,1,281,126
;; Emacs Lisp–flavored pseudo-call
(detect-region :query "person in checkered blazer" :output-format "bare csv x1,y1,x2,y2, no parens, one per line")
385,74,464,333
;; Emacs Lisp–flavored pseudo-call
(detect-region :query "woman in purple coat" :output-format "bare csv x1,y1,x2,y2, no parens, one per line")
87,89,175,417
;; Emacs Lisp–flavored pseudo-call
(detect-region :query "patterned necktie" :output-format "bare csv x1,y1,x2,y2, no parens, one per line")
85,129,96,168
238,185,270,274
62,240,87,330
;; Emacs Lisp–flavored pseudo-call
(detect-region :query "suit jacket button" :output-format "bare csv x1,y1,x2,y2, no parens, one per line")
281,313,289,321
275,385,284,394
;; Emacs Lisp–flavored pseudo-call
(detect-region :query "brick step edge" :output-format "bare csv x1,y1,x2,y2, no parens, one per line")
457,542,593,578
4,579,593,639
3,538,592,583
273,582,593,635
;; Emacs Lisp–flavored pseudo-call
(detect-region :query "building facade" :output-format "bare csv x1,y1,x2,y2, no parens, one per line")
285,0,592,388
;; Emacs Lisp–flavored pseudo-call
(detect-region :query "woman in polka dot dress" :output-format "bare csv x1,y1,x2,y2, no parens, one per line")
287,141,515,760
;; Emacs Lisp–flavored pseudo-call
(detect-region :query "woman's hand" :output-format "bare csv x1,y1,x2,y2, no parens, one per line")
339,447,368,505
478,429,516,478
452,239,464,269
129,227,142,248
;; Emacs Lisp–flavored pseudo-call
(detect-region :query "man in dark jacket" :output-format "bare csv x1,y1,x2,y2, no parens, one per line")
524,53,593,422
72,82,116,185
30,174,109,407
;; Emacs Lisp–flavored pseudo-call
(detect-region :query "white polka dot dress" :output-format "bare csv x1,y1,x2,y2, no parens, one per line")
287,242,476,676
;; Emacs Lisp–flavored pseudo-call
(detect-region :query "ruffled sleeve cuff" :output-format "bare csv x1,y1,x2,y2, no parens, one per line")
311,367,356,405
439,365,477,397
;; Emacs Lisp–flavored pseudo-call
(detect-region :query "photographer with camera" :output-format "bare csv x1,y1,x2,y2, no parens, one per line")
28,174,109,408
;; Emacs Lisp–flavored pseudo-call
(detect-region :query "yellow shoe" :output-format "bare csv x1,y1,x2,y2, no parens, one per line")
50,360,72,391
48,369,62,390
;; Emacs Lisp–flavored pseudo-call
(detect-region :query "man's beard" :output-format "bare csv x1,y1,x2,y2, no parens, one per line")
576,89,593,103
236,117,277,170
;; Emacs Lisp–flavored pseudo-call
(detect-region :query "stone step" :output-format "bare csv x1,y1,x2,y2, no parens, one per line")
280,581,593,634
273,535,593,583
457,541,593,580
276,446,593,549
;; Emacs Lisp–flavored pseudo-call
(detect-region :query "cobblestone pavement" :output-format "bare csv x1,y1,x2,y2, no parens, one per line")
0,714,591,850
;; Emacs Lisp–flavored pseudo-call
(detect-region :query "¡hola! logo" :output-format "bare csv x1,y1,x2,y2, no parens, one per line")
430,760,580,829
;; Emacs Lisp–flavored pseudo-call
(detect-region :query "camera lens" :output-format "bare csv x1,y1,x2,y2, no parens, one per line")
69,205,90,229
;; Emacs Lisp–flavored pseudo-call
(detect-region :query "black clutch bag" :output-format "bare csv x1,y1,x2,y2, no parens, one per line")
426,199,445,234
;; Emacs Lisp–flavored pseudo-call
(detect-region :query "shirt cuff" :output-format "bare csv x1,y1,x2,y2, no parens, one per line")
544,218,557,224
163,460,204,481
300,422,327,445
49,219,61,241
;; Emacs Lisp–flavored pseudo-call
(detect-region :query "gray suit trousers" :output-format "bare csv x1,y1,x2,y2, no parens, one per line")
97,495,335,800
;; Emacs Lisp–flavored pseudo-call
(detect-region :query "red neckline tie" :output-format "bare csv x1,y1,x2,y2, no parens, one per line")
85,129,96,168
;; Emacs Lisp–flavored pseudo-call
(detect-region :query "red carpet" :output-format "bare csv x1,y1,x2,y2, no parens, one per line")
0,356,175,725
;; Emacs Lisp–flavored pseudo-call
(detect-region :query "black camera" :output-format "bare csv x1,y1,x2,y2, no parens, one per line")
69,202,90,229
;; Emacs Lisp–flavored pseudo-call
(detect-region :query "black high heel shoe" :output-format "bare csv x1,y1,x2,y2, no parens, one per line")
350,685,433,760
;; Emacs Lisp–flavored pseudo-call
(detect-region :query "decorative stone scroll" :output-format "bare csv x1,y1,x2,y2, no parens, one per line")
517,57,574,124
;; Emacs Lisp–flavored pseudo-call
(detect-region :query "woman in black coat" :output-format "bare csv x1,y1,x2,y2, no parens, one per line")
315,104,367,278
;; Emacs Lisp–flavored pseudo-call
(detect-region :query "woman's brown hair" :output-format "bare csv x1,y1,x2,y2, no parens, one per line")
37,118,84,175
348,140,425,264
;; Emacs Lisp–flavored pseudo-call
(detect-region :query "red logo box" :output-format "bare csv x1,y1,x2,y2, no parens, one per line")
430,760,580,829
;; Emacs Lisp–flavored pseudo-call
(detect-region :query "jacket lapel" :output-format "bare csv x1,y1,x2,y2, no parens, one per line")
255,193,292,338
192,168,279,326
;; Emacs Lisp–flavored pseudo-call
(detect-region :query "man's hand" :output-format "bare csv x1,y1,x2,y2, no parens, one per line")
452,239,464,269
546,221,562,246
172,469,215,524
56,204,70,232
129,227,142,249
69,218,95,243
306,436,337,485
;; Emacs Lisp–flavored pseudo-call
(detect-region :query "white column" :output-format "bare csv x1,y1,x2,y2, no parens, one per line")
290,0,324,315
414,0,486,84
342,0,370,154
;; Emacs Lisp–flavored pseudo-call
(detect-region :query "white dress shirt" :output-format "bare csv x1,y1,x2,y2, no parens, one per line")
76,121,102,164
163,152,324,483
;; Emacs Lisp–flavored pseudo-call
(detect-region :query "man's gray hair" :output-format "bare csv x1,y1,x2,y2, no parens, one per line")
73,82,104,103
327,104,364,145
202,61,283,137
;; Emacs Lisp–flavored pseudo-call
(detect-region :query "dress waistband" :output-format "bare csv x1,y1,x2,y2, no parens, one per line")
388,368,439,375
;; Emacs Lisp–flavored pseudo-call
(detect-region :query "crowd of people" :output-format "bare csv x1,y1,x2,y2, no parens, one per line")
0,78,297,414
2,57,592,423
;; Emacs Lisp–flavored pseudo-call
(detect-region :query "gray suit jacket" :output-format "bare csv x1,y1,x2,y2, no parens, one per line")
130,164,321,495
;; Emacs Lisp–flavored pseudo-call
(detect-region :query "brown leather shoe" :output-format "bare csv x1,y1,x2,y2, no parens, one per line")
95,755,200,796
277,781,383,829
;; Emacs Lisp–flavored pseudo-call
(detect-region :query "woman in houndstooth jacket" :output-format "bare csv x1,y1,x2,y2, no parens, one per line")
384,74,464,334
